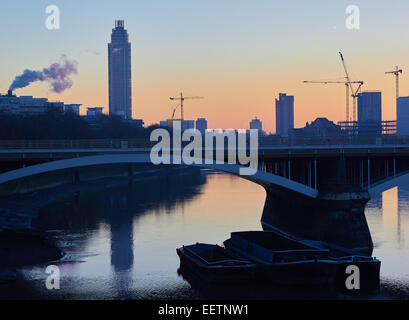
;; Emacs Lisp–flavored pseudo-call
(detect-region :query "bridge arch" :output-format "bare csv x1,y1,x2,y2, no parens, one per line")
369,170,409,197
0,154,318,198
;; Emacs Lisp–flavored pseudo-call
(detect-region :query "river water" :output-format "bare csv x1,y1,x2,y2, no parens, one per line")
6,169,409,299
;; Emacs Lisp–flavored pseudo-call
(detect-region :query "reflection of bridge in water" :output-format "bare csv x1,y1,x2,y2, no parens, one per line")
3,137,409,254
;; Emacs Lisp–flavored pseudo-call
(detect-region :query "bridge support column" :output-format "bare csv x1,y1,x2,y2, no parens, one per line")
128,163,133,176
393,155,396,176
360,160,364,188
368,155,371,188
314,158,317,189
288,156,291,180
261,188,373,255
73,168,80,184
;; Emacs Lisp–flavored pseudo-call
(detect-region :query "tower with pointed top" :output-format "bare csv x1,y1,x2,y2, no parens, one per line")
108,20,132,119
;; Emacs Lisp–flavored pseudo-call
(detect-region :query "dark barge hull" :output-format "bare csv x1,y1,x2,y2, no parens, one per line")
224,230,380,292
301,239,381,294
224,238,338,286
176,245,256,285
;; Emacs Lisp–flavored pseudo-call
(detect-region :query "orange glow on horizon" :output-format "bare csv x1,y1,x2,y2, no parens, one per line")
7,51,406,134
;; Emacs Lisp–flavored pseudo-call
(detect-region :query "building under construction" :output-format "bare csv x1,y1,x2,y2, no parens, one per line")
338,120,396,136
338,91,396,136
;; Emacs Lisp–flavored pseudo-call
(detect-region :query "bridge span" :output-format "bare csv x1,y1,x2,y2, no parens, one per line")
0,153,318,198
2,141,409,195
3,138,409,254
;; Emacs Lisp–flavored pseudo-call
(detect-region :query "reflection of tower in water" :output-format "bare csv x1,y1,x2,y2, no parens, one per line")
108,183,134,297
110,215,134,272
109,183,134,272
110,215,134,296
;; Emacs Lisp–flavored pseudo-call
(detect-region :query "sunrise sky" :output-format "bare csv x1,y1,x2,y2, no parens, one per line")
1,0,409,133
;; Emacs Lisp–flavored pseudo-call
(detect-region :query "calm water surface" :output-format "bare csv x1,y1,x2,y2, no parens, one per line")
12,170,409,299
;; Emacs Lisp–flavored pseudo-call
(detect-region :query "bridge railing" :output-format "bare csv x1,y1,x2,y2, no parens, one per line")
1,136,409,149
259,136,409,147
0,139,155,149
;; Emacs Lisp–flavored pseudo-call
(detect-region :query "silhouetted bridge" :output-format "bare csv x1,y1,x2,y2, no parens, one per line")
2,137,409,254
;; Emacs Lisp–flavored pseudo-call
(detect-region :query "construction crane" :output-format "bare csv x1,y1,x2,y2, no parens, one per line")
386,66,403,102
170,103,181,119
169,92,204,120
339,52,364,122
303,80,363,122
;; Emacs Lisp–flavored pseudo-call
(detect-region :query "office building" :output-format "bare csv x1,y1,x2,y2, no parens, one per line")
0,90,79,116
357,91,382,136
196,118,207,134
250,117,263,132
397,97,409,135
86,107,104,117
108,20,132,119
275,93,294,137
64,104,81,115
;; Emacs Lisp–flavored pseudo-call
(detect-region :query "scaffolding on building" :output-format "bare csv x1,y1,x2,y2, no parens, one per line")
337,120,397,136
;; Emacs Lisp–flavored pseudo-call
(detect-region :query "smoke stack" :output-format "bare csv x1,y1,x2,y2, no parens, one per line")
7,90,13,96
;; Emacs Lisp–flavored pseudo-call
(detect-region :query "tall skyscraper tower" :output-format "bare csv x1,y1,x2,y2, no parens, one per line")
108,20,132,119
275,93,294,137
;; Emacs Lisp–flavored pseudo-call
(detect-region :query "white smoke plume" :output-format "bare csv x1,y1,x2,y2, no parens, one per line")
9,55,78,93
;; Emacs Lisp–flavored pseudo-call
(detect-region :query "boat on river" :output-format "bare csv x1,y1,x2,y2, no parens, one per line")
224,230,380,293
176,243,256,284
223,231,338,286
299,239,381,294
177,230,380,294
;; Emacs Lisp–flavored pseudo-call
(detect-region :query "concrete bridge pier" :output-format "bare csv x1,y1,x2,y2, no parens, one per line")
261,188,373,255
261,157,374,255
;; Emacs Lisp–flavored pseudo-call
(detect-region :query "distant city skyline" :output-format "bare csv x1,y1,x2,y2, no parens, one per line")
1,1,409,132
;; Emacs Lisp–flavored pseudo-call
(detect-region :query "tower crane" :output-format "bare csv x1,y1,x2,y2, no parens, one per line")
385,66,403,102
303,80,363,122
171,103,181,119
339,52,364,122
169,92,204,120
